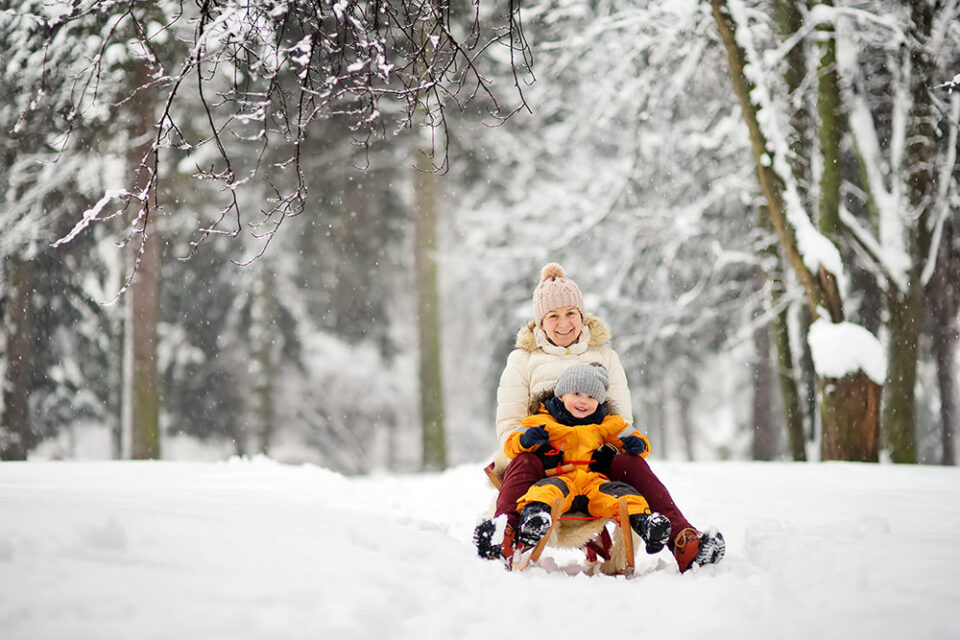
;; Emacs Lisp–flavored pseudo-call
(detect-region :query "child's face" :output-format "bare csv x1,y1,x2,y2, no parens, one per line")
559,391,600,419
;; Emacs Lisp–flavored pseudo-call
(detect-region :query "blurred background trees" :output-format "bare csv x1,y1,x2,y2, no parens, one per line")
1,0,958,469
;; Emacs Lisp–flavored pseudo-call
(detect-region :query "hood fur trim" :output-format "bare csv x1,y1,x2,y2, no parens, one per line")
514,312,611,352
528,390,620,419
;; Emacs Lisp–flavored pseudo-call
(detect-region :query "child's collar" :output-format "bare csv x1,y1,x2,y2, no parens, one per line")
544,395,608,426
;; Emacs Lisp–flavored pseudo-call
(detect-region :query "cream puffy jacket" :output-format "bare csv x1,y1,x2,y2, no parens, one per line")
492,313,633,474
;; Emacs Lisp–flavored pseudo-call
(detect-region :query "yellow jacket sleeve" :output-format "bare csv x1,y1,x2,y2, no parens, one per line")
503,417,550,459
602,416,651,459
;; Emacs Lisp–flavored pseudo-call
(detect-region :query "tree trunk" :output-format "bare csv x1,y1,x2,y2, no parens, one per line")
882,285,921,463
798,306,818,442
820,373,881,461
815,0,842,235
928,230,957,465
762,195,807,460
773,0,814,458
130,222,161,460
128,62,161,460
413,4,447,471
677,387,695,462
776,0,811,208
111,310,125,459
770,265,807,461
414,143,447,471
751,318,777,460
880,0,937,464
254,262,278,456
1,255,35,460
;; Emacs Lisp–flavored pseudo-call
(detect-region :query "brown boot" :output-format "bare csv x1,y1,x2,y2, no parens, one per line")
673,528,701,572
673,527,725,573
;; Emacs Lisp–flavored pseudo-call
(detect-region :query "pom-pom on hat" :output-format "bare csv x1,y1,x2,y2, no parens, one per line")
554,363,609,404
532,263,584,325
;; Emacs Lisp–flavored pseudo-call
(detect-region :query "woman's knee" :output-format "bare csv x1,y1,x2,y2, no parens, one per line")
503,453,546,482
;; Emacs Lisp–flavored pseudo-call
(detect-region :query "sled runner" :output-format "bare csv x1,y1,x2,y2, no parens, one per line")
484,462,639,576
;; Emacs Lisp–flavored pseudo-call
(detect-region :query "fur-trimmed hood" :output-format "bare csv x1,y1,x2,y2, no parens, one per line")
513,312,612,352
527,390,622,421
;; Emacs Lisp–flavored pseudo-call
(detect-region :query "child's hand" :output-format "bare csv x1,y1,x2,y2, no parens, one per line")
621,435,647,456
519,425,550,449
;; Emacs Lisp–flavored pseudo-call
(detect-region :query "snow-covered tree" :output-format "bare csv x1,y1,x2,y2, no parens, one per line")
710,0,960,462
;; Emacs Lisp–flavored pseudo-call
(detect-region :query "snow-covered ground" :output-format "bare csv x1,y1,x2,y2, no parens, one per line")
1,458,957,639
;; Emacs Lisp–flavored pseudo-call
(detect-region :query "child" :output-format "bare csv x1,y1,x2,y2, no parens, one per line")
479,363,671,558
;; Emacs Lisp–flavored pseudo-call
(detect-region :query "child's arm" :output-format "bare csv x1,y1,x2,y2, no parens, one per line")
503,419,551,458
602,415,651,458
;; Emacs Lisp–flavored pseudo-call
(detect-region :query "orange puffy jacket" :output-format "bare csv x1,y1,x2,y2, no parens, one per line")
504,404,650,465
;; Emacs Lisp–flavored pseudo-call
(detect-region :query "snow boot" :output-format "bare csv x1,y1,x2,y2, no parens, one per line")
473,516,515,561
517,502,553,548
673,527,725,573
630,512,671,554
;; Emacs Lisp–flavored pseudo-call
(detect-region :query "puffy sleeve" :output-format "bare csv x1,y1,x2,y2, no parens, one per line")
495,349,532,450
503,417,540,459
603,347,634,428
602,415,651,459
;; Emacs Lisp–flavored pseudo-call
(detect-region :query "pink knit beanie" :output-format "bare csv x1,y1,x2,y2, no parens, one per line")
532,263,584,325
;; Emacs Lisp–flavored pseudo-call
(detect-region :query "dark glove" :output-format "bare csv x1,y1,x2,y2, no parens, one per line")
519,425,550,449
621,435,647,456
589,444,617,474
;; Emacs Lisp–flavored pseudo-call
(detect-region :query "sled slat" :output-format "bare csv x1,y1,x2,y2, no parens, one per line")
618,500,635,577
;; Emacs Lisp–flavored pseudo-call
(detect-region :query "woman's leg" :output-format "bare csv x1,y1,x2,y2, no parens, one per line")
607,453,692,549
495,453,546,530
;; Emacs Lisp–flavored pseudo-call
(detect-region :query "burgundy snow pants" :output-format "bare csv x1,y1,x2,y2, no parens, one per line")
495,452,693,549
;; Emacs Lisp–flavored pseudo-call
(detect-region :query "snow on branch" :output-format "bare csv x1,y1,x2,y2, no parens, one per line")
938,73,960,94
51,189,130,248
805,3,906,44
808,317,886,384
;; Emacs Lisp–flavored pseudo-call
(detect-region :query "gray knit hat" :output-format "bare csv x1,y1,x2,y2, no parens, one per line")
554,363,609,403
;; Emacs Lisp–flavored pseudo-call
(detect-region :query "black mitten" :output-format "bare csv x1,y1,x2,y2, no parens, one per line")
621,435,647,456
589,444,617,474
519,425,549,449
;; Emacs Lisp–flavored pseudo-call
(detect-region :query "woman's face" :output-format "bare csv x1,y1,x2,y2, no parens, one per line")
541,305,583,348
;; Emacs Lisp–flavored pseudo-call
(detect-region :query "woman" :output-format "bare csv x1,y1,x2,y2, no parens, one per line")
475,263,724,573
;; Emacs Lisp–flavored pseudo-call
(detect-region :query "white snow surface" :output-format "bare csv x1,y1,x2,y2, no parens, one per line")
1,458,958,639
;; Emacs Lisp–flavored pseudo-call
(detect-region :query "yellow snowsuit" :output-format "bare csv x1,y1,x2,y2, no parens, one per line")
504,404,653,519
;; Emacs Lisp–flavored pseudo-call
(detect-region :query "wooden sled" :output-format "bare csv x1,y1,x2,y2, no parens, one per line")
485,462,639,577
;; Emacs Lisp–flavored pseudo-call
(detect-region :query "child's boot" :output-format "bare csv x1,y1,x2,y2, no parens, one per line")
630,511,671,554
473,515,515,561
673,527,725,573
517,502,553,548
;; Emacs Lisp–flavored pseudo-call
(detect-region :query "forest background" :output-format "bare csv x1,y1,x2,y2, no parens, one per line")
1,0,958,473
